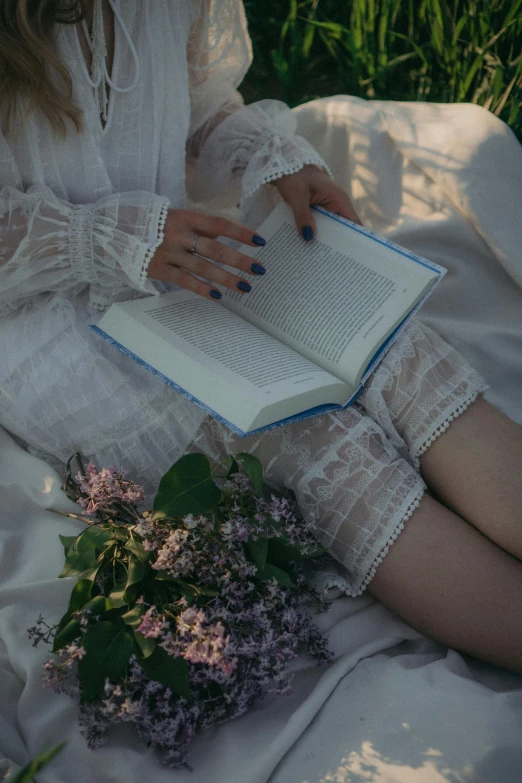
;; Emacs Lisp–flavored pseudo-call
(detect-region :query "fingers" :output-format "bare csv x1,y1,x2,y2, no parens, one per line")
162,266,225,301
186,211,266,248
171,246,257,293
192,236,263,277
147,208,269,301
151,245,261,301
274,168,364,234
277,181,317,241
327,196,363,226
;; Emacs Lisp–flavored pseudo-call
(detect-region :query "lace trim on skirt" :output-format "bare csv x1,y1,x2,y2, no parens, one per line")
355,485,425,596
410,385,489,470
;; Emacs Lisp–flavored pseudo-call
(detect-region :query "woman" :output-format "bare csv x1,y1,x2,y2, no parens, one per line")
0,0,521,674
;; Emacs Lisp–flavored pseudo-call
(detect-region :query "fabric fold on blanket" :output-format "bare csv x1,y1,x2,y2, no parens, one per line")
379,100,522,289
293,96,522,424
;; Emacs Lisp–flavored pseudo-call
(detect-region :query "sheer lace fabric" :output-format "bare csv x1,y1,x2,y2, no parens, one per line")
0,2,489,596
186,0,330,205
1,303,486,597
357,319,489,470
0,294,206,483
0,1,328,318
0,186,168,316
187,319,487,595
190,406,427,597
190,99,332,206
0,0,330,450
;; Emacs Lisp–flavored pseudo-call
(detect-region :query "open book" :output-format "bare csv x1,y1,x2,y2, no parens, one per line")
92,203,446,435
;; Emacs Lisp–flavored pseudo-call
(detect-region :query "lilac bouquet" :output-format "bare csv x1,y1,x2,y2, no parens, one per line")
29,452,332,768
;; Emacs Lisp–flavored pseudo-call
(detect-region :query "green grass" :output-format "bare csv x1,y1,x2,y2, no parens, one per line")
240,0,522,141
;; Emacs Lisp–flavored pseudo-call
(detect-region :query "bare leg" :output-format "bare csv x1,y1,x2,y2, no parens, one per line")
192,391,522,673
419,397,522,559
368,493,522,673
370,396,522,672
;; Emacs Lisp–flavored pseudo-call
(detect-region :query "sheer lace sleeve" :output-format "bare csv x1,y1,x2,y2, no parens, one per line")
0,185,169,316
186,0,331,208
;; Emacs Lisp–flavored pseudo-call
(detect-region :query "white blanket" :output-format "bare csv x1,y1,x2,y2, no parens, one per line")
1,97,521,782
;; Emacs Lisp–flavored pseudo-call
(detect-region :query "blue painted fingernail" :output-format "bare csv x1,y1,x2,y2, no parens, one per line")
209,289,222,299
237,281,252,293
302,226,314,241
252,234,266,246
251,263,266,275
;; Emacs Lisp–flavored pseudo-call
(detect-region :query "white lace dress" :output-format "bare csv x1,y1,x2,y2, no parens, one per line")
0,0,487,596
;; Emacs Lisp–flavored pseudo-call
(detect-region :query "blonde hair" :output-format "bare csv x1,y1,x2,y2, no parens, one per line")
0,0,88,137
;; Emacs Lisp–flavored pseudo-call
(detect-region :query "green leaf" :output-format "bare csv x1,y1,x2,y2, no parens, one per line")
122,603,145,629
192,585,219,597
255,562,295,588
139,646,192,701
266,537,306,570
458,51,486,100
152,453,221,517
143,579,173,604
298,17,346,36
59,547,96,579
235,453,264,494
302,23,316,58
226,457,239,479
56,610,72,634
170,577,219,598
52,618,81,652
389,31,429,67
7,741,67,783
111,528,131,543
67,579,94,613
108,584,128,608
125,557,149,589
133,630,156,659
154,570,179,581
125,536,149,562
76,555,105,583
123,584,141,605
83,595,112,616
77,622,133,702
59,535,78,558
75,526,113,552
245,537,269,571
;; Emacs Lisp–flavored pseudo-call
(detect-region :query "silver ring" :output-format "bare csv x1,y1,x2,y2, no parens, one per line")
189,233,199,254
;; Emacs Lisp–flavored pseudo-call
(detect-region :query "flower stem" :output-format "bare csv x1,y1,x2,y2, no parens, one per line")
46,508,94,524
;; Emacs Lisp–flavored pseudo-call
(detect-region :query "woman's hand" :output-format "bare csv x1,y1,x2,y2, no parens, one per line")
147,209,267,300
273,164,362,240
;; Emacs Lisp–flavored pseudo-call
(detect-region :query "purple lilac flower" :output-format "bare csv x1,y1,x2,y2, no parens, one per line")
33,460,332,768
137,607,169,639
75,463,144,514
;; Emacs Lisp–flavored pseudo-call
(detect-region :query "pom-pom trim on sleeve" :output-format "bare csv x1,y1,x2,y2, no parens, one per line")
139,199,170,288
241,134,333,203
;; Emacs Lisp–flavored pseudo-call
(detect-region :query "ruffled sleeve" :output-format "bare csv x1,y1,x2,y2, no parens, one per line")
186,0,331,209
0,184,169,317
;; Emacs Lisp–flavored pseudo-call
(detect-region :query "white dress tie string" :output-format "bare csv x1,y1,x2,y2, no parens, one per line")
75,0,140,123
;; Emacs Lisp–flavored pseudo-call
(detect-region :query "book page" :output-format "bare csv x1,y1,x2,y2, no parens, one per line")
141,296,330,392
222,203,439,388
98,290,349,432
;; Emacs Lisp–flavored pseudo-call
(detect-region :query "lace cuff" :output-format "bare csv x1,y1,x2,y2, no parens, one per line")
69,192,170,310
191,99,332,206
0,184,170,318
